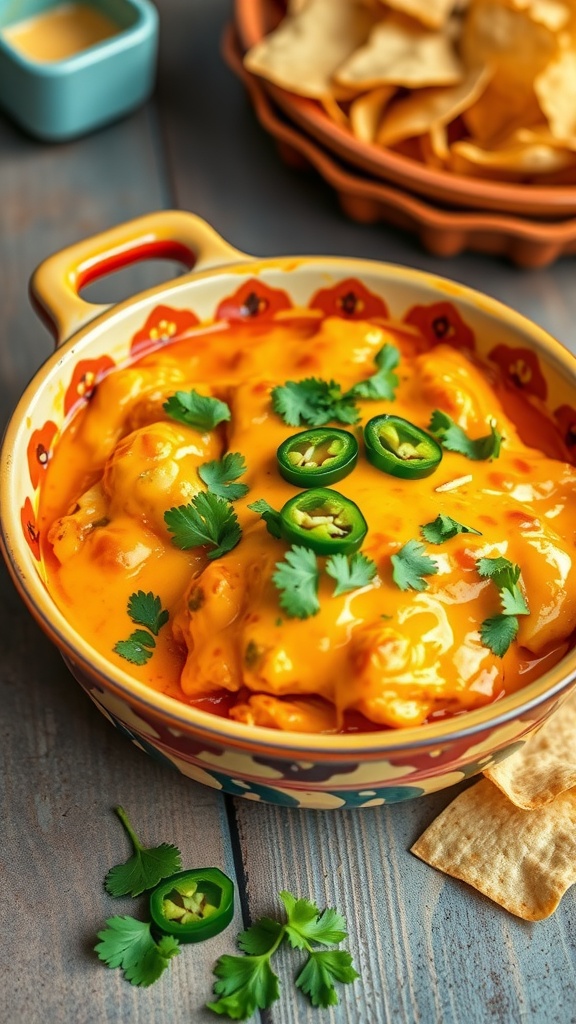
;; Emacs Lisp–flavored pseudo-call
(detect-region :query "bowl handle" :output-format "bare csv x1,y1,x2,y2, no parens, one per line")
29,210,251,346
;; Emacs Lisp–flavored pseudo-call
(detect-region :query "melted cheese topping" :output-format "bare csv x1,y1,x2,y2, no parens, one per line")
39,313,576,733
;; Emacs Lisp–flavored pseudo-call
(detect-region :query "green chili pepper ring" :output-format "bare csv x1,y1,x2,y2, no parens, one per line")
150,868,234,943
277,428,359,487
364,414,443,479
279,487,368,555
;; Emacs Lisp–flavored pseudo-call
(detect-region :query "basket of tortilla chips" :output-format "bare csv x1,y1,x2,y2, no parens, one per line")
235,0,576,223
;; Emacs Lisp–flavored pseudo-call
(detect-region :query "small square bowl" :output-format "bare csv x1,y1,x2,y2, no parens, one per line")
0,0,158,141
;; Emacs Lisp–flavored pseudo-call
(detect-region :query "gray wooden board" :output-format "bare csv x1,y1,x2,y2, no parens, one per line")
1,0,576,1020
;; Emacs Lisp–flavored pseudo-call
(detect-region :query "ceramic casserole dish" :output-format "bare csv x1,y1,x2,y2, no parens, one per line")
1,210,576,810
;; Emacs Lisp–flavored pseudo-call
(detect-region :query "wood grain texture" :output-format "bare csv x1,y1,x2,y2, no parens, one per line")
2,0,576,1022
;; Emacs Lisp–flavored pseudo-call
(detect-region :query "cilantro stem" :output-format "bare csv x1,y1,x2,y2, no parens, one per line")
114,805,143,853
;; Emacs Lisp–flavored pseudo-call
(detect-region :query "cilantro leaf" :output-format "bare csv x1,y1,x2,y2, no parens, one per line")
104,806,182,897
198,452,249,501
272,546,320,619
429,410,502,460
420,514,482,545
477,556,529,616
95,917,180,987
325,552,377,596
480,614,519,658
237,919,284,956
346,343,400,401
500,587,529,616
280,892,348,948
248,498,283,540
127,591,169,635
477,556,529,656
164,492,242,559
391,540,438,591
163,390,231,431
206,891,357,1020
207,954,280,1020
295,950,359,1008
271,378,360,427
113,630,156,666
477,555,519,589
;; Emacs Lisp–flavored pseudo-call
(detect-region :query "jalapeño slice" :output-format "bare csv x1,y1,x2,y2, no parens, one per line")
364,414,443,479
149,868,234,944
279,487,367,555
277,428,359,487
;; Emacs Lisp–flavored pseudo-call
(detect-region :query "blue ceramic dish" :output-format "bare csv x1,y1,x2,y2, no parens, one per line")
0,0,158,140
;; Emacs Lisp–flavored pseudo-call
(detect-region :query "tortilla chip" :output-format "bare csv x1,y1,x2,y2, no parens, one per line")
503,0,570,32
535,51,576,141
334,15,464,90
450,137,576,176
484,691,576,808
243,0,375,99
411,778,576,920
320,95,350,127
376,65,490,147
462,80,543,147
460,2,557,89
349,84,396,142
420,126,449,167
374,0,458,30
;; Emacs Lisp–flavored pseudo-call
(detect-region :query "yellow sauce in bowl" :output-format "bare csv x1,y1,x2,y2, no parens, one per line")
38,309,576,733
3,3,119,62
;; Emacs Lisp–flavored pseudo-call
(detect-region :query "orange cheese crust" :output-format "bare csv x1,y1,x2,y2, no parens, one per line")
39,312,576,733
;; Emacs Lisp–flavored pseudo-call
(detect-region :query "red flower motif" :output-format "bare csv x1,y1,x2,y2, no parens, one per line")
64,356,115,417
403,301,475,350
554,404,576,452
130,305,200,356
309,278,389,320
215,279,293,321
489,344,547,400
21,497,40,560
27,421,57,490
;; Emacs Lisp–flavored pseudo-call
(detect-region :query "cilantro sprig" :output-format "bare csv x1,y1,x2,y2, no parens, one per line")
271,377,359,428
127,591,170,635
477,556,529,657
207,891,358,1018
271,344,400,427
199,452,249,501
247,498,283,539
273,546,320,620
165,492,242,559
95,917,180,987
391,540,438,591
163,389,231,431
104,806,182,898
325,552,377,595
346,342,400,401
420,514,481,544
114,591,169,667
428,410,502,461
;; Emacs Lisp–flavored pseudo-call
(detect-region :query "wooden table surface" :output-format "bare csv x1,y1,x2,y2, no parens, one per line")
2,2,576,1022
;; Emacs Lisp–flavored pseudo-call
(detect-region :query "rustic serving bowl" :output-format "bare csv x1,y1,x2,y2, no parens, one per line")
1,210,576,809
233,0,576,219
223,25,576,269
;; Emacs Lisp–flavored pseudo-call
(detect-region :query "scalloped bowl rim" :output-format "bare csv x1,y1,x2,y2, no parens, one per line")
2,255,576,757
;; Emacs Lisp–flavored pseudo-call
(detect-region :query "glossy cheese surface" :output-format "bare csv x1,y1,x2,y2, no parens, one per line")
39,312,576,733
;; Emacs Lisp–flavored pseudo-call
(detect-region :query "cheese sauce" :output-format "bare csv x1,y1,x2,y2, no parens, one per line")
3,4,119,63
39,312,576,733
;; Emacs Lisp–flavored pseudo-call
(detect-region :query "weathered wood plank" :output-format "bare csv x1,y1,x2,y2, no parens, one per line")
233,798,576,1024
